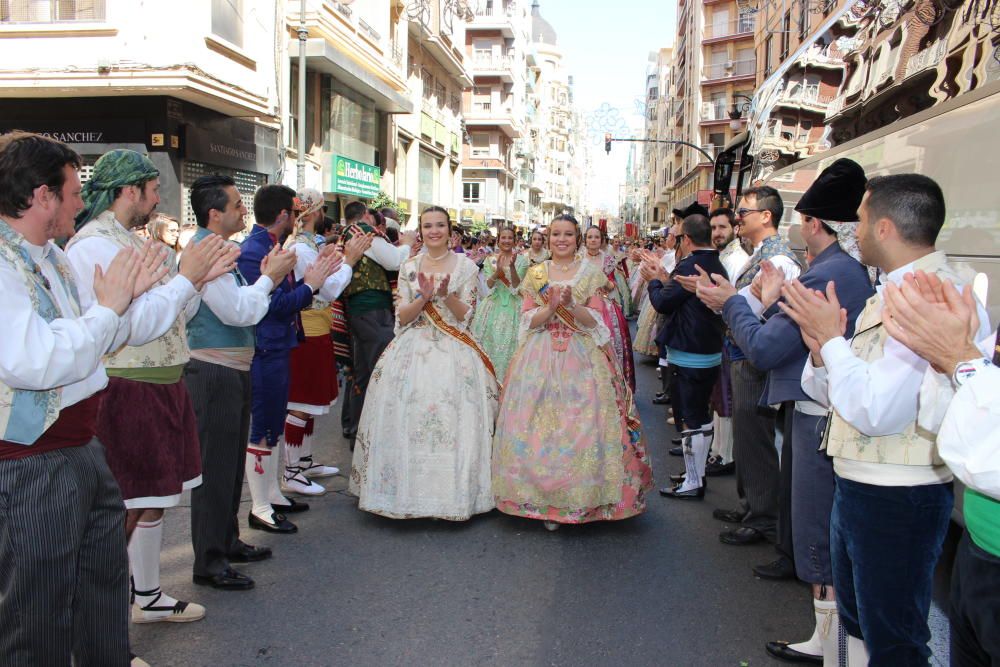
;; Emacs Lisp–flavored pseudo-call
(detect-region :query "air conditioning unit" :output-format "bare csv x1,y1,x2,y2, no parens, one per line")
700,102,714,117
724,60,735,69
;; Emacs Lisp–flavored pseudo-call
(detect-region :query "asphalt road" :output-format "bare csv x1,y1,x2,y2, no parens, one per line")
133,350,952,666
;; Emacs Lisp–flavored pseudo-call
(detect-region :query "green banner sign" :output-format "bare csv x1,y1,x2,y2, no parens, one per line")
331,155,380,198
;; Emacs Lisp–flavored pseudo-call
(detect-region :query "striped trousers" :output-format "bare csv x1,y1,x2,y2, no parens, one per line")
0,439,129,666
730,359,780,541
184,358,252,578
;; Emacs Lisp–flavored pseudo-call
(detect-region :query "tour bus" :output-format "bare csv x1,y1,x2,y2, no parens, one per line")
713,0,1000,324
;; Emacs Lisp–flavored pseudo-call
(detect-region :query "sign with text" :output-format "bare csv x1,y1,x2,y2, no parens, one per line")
331,155,380,199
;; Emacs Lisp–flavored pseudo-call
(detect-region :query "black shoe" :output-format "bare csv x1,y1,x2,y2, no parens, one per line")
706,458,735,476
669,472,686,483
227,541,273,563
248,511,297,534
753,556,796,580
652,393,671,405
193,567,255,590
272,498,309,514
719,526,765,545
765,641,823,664
668,446,683,457
712,508,746,523
671,436,682,445
660,480,705,499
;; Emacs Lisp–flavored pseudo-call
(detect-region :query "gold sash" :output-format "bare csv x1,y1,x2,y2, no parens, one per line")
422,301,500,387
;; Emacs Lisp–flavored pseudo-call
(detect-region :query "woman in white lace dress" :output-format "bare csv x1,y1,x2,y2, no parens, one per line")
349,207,500,520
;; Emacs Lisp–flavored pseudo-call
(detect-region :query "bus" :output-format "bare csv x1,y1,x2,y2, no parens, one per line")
714,0,1000,323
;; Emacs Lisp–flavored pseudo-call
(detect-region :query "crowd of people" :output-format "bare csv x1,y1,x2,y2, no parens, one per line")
0,129,997,667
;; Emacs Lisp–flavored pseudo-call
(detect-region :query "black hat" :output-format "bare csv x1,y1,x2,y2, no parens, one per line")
795,158,867,222
671,202,709,219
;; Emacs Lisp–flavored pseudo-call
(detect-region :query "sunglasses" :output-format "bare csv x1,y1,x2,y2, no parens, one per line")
736,207,765,218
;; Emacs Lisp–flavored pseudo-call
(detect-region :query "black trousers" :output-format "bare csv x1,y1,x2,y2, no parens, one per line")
668,364,719,430
184,358,252,577
344,308,395,437
950,530,1000,666
0,439,129,666
730,359,779,540
776,403,794,562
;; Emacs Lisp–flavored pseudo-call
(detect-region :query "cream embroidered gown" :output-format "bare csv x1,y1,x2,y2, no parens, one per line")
349,254,499,520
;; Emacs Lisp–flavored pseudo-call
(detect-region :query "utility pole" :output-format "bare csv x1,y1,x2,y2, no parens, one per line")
296,0,308,189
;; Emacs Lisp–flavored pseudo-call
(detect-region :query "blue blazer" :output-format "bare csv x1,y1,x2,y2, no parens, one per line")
722,242,875,405
238,225,314,352
650,249,728,356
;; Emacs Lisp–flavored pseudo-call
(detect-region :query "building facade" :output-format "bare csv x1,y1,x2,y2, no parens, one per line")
0,0,285,225
459,0,530,230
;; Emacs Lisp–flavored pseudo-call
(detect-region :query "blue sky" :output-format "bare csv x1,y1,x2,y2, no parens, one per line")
536,0,676,212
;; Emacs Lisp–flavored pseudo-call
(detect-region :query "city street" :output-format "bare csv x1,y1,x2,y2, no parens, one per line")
133,354,865,667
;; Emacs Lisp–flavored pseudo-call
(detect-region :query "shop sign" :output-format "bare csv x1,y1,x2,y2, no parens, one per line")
185,124,258,172
447,208,458,221
330,155,381,199
1,119,145,145
460,208,475,220
397,197,412,214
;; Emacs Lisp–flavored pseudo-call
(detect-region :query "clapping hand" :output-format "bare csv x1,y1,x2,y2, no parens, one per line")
198,243,241,289
882,270,980,373
435,273,451,299
343,233,372,266
178,234,227,286
756,259,784,310
693,265,737,311
778,280,847,355
132,240,170,298
416,272,435,301
303,253,340,291
94,247,142,316
261,246,296,284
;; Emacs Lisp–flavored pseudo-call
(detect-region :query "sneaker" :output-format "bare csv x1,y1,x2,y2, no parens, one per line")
299,455,339,479
131,590,206,624
281,468,327,496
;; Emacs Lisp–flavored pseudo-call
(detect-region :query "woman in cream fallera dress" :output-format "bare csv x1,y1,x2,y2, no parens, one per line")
350,208,499,520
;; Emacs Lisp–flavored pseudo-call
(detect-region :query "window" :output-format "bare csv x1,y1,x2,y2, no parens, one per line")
471,134,490,157
780,12,791,61
1,0,105,22
418,150,438,204
463,182,483,203
421,69,434,102
211,0,243,48
764,35,773,77
798,0,809,39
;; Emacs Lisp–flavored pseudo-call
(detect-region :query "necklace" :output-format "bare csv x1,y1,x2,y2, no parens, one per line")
551,258,577,271
425,249,450,261
586,250,601,257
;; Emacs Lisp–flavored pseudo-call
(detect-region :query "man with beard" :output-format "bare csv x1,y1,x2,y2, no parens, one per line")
704,208,749,476
67,149,236,625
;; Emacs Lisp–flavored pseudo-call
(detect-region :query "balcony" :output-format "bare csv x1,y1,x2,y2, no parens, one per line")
1,0,106,22
703,17,756,41
702,59,755,82
465,102,522,139
470,2,516,37
470,53,515,82
699,100,731,123
776,84,836,111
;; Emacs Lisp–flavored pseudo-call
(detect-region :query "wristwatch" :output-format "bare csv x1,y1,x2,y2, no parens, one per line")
953,358,992,387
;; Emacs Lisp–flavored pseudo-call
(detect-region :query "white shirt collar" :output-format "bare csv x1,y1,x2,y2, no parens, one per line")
878,250,946,290
20,236,52,263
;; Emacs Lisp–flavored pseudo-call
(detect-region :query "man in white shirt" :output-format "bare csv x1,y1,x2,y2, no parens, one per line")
880,272,1000,665
66,149,236,626
0,132,163,666
183,174,296,590
780,174,991,665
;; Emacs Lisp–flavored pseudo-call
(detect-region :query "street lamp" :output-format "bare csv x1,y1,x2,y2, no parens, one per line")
728,94,754,131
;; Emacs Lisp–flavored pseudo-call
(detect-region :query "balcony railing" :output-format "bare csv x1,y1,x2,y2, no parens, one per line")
474,2,516,19
700,100,730,121
703,59,755,80
391,41,403,67
1,0,106,22
358,17,381,42
703,16,756,39
472,54,514,70
472,101,493,112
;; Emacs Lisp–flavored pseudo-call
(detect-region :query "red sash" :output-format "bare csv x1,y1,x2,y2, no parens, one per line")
422,302,500,387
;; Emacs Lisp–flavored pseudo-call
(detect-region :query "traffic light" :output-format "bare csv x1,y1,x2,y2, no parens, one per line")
604,133,612,154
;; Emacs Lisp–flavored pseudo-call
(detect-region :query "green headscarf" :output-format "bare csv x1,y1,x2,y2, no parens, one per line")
75,149,160,229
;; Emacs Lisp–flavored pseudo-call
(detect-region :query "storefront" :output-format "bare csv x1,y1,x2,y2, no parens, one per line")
325,154,381,222
0,97,281,226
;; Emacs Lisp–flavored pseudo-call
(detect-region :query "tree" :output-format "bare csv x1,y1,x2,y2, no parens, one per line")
370,191,402,216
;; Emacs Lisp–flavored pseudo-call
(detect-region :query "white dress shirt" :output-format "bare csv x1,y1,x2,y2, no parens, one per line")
364,237,411,272
660,251,677,274
801,254,991,486
720,240,750,282
292,240,353,302
736,238,801,317
67,224,198,348
0,238,124,409
919,334,1000,498
190,269,273,327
